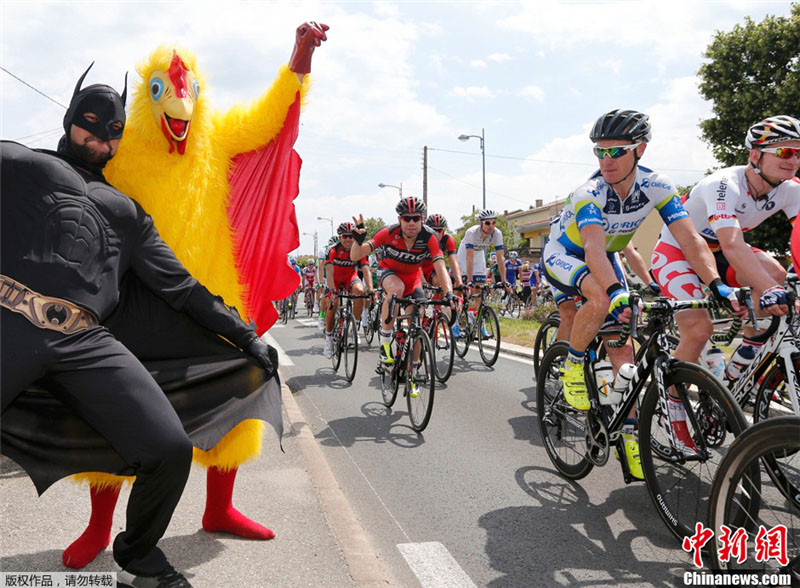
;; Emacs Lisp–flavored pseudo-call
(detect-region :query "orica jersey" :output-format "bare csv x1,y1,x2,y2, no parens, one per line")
551,166,687,255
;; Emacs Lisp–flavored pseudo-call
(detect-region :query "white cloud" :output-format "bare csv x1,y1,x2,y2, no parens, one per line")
599,59,623,75
451,86,496,98
519,85,545,102
487,53,512,63
471,59,488,68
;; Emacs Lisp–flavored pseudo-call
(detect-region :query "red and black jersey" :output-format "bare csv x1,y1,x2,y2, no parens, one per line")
369,224,443,274
325,242,367,285
421,232,456,275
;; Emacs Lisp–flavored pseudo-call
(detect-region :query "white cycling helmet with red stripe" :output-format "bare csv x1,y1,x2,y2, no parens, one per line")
745,115,800,149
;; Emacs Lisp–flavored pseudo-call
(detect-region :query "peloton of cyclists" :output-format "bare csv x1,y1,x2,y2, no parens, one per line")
421,213,463,307
323,222,372,359
542,108,738,478
650,115,799,384
349,197,456,368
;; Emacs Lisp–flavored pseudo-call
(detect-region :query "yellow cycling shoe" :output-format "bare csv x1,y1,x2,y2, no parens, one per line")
559,359,590,410
621,432,644,480
380,342,394,365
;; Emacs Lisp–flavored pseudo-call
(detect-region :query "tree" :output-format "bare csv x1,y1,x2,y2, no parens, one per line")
697,3,800,255
363,216,386,239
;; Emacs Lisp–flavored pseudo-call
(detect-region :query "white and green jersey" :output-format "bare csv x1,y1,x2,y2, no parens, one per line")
550,165,688,255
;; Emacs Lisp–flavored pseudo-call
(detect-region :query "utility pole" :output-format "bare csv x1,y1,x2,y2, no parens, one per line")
422,146,428,209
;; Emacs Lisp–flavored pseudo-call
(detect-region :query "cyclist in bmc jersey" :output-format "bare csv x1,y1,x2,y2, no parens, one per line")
323,222,372,359
651,115,799,382
350,197,455,365
421,213,463,292
317,235,338,331
542,109,736,477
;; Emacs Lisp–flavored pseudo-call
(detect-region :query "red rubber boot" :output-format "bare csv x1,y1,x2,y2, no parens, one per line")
202,466,275,539
63,485,121,568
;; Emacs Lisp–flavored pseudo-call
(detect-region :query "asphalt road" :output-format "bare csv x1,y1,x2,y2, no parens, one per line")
274,314,694,588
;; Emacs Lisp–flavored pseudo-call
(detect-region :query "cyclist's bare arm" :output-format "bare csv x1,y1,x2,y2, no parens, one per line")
716,225,785,295
621,242,652,285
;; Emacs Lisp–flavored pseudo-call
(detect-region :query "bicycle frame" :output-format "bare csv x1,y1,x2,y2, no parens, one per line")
728,277,799,414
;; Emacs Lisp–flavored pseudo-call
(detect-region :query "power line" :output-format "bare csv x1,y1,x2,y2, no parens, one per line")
1,67,67,109
428,165,531,206
428,146,707,173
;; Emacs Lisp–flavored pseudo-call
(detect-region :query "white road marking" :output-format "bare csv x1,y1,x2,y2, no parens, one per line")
261,332,294,366
466,345,530,366
298,318,318,327
397,542,477,588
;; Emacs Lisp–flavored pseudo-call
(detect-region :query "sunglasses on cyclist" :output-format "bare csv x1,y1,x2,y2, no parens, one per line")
401,215,422,222
483,220,496,226
340,234,354,238
760,146,800,159
593,143,642,159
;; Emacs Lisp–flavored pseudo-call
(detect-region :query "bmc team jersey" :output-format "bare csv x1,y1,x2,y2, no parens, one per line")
657,166,799,251
456,224,504,277
368,224,444,274
505,259,522,284
421,232,457,278
325,242,367,287
550,165,688,255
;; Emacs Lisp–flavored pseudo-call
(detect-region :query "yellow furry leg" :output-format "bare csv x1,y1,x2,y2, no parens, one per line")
192,419,264,471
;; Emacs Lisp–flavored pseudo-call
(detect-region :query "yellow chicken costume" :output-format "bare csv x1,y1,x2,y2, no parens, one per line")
62,22,328,569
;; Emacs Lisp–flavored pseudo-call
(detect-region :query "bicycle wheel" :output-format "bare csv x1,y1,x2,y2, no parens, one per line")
281,300,288,324
364,303,377,345
454,306,471,358
406,329,435,432
510,295,522,319
639,362,751,543
536,342,593,480
305,292,313,317
708,416,800,579
331,318,343,371
752,355,800,510
431,313,455,383
342,315,359,382
379,363,399,408
478,306,501,367
533,316,561,377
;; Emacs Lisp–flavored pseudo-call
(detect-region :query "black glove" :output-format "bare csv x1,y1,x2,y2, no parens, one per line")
708,278,737,312
647,282,662,296
760,285,788,311
353,223,366,245
443,291,455,306
244,335,276,378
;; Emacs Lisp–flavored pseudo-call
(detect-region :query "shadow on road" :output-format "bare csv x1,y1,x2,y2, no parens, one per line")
314,402,425,449
477,465,682,587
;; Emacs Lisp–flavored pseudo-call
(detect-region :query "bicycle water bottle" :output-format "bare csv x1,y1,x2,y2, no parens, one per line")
725,344,756,382
594,360,617,405
610,363,636,401
700,345,726,380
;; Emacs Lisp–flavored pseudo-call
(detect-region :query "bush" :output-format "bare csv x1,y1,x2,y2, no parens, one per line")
522,302,557,323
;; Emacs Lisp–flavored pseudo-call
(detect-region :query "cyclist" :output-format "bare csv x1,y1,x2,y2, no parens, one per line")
458,210,505,335
350,197,456,369
316,236,337,330
520,263,532,306
323,223,371,359
421,213,463,317
503,250,523,305
542,108,736,477
301,259,316,311
651,115,798,384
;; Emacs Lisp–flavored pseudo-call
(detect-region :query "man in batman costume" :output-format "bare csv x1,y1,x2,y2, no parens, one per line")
0,67,281,588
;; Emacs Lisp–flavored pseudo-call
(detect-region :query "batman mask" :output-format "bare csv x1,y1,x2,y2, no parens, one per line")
63,62,127,142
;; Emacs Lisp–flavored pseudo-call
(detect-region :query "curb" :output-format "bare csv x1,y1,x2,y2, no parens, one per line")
281,383,397,588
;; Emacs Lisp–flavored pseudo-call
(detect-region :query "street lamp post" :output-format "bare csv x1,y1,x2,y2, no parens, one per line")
302,230,318,259
378,182,403,197
317,216,334,238
458,128,485,210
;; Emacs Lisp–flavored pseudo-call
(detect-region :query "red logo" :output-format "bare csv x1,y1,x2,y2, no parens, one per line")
717,202,725,210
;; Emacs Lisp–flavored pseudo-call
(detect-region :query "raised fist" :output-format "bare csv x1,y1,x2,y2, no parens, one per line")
289,22,329,75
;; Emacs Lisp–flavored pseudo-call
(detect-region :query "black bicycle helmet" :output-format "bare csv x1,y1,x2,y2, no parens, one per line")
337,221,355,235
590,109,651,144
426,213,447,230
395,196,426,217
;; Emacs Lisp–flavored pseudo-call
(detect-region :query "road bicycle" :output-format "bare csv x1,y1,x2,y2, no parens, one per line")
537,293,749,542
330,290,370,382
304,287,314,317
376,294,449,432
707,415,800,580
532,310,562,376
422,284,457,383
454,283,504,367
362,289,382,346
497,285,523,319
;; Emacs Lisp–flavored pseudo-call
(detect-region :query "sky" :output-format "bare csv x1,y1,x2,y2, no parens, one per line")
1,0,794,257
